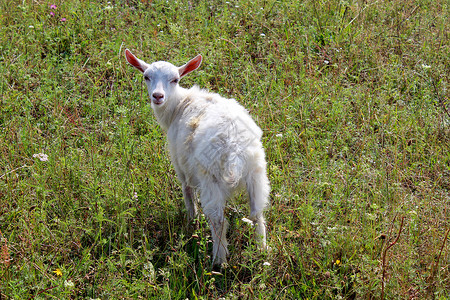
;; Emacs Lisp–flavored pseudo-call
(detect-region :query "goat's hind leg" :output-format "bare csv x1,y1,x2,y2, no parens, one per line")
246,169,270,250
207,212,229,265
200,184,229,265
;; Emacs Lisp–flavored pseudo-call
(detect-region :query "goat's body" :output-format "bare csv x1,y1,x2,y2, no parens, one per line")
125,50,270,265
163,86,270,264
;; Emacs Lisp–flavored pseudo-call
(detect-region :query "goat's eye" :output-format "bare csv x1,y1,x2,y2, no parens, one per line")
171,78,179,84
144,75,150,81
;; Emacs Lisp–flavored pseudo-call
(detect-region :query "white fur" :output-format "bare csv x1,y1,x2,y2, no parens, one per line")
125,50,270,265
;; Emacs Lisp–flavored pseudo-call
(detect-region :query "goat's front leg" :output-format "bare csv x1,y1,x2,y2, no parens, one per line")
182,184,197,220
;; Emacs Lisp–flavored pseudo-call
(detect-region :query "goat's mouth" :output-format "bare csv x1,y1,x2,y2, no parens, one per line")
152,98,164,105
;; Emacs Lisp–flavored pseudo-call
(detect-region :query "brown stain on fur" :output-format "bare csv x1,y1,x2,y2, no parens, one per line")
185,113,204,151
188,116,201,130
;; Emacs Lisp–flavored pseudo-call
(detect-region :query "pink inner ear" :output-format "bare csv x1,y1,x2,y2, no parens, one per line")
125,49,146,73
179,55,202,78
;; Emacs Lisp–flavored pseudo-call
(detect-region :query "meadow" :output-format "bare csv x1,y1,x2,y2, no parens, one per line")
0,0,449,298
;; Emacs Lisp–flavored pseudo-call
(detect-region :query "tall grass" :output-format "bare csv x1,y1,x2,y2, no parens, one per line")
1,0,449,298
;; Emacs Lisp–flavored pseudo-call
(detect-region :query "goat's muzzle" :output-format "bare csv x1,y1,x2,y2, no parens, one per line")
152,92,164,105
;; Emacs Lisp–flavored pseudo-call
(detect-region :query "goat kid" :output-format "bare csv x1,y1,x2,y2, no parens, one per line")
125,49,270,265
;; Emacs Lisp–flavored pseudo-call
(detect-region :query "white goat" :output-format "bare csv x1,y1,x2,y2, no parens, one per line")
125,49,270,265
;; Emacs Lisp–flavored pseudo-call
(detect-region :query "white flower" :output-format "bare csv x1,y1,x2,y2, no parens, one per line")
263,261,271,266
421,63,431,69
260,33,266,37
29,25,34,29
33,153,48,162
64,279,75,288
241,217,254,226
276,133,283,138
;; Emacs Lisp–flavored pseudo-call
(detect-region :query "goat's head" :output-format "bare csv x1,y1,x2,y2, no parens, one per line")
125,49,202,106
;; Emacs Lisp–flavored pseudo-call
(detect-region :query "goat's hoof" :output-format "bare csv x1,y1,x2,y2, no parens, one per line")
258,244,271,253
212,262,228,272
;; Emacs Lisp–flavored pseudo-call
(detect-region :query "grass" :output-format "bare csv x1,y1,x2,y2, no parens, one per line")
0,0,449,298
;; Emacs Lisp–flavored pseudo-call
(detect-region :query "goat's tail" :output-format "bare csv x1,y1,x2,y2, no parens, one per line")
222,153,244,187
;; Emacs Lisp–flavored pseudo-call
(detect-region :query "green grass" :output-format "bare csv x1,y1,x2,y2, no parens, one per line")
1,0,449,298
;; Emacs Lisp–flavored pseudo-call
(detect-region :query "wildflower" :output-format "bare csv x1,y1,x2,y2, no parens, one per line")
29,25,34,28
205,271,222,276
132,192,138,201
263,261,271,267
50,4,57,9
64,279,75,288
276,133,283,138
53,268,63,276
366,213,376,220
33,153,48,162
49,11,55,16
421,63,431,69
60,18,66,22
260,33,266,37
334,259,341,266
241,217,254,226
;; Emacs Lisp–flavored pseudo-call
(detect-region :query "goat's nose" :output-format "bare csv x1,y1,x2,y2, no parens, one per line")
152,92,164,100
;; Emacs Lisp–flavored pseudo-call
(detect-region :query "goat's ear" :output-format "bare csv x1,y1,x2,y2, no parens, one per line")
179,54,202,78
125,49,148,73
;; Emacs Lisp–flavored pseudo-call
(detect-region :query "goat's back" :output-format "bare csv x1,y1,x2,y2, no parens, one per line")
167,86,264,189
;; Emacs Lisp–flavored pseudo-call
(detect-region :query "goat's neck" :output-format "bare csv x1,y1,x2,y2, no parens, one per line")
153,87,189,131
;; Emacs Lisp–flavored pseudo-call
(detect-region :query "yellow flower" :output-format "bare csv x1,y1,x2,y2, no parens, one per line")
335,259,341,266
53,268,63,276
